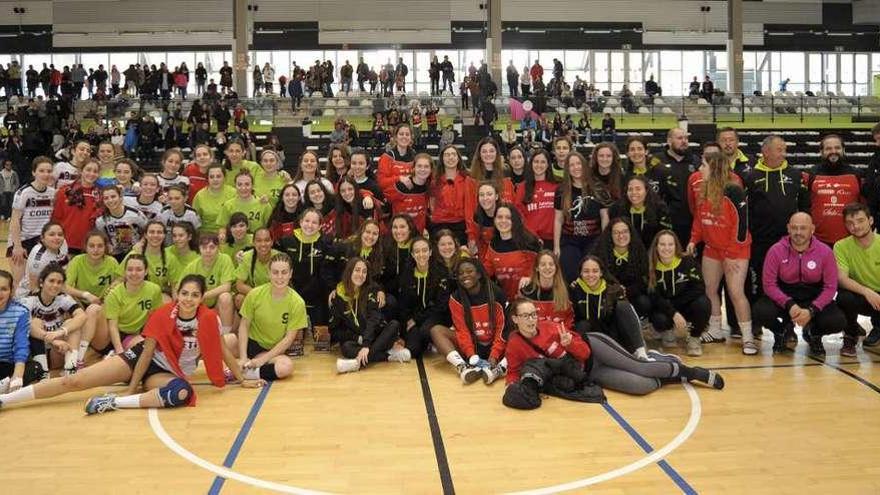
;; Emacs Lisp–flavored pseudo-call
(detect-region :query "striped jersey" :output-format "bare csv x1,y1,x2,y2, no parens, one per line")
0,301,30,364
124,196,163,220
20,293,80,333
17,242,69,298
53,161,80,188
8,183,56,243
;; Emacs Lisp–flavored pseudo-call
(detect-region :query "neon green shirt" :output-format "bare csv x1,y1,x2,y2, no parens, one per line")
252,171,286,207
221,235,253,265
834,234,880,291
224,160,260,187
118,249,180,293
165,246,200,270
193,185,236,233
217,196,272,234
103,281,164,334
66,254,119,299
236,249,281,287
180,253,236,306
240,284,308,350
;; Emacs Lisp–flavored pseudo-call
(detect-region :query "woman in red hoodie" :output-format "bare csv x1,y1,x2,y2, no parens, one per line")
483,203,541,301
386,152,432,233
0,275,261,414
502,298,724,409
470,136,516,204
51,159,102,254
428,145,475,245
377,123,415,198
515,149,558,249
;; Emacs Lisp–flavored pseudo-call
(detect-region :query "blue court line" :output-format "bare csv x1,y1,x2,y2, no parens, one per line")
602,402,698,495
207,382,274,495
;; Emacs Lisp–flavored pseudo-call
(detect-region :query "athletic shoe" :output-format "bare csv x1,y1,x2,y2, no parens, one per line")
482,364,506,385
0,377,9,394
741,340,759,356
312,326,331,351
783,321,798,345
647,349,683,365
388,347,412,363
691,367,725,390
336,358,360,373
864,327,880,347
661,330,677,348
686,336,703,357
840,338,858,358
84,394,118,415
808,335,825,356
456,363,482,384
772,335,790,354
286,339,304,357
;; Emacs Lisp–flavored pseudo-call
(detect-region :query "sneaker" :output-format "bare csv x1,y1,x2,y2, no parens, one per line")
286,339,304,357
456,363,482,384
312,326,331,351
661,330,678,348
647,349,683,365
686,336,703,357
388,347,412,363
742,340,759,356
783,322,798,345
84,394,118,415
772,335,790,354
63,367,77,376
808,335,826,356
864,327,880,347
482,364,506,385
336,358,361,373
840,338,858,358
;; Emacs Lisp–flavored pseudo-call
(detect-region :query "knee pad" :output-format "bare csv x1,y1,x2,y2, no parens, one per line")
158,378,193,408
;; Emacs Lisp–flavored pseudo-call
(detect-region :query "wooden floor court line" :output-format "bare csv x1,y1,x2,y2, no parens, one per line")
601,401,697,494
208,382,275,494
415,358,455,495
807,355,880,395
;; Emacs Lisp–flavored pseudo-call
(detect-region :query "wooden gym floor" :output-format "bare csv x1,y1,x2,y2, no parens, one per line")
2,222,880,494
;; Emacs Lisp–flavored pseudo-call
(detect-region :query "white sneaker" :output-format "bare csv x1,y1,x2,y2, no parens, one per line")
482,364,506,385
661,330,678,348
336,358,361,373
388,347,412,363
686,336,703,357
457,364,482,384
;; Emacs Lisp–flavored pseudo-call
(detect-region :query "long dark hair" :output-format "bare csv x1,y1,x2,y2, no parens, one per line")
268,183,303,227
595,217,648,278
335,175,365,238
170,221,199,253
341,257,372,318
302,179,335,216
347,219,384,278
222,138,247,172
143,220,168,277
451,257,499,343
225,212,249,244
522,148,556,205
494,202,540,252
433,144,468,189
590,142,623,202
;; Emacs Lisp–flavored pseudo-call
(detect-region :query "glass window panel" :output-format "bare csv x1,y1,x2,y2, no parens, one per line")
415,51,431,86
824,54,838,83
593,51,609,91
292,51,323,71
464,49,484,74
840,54,854,83
660,51,681,70
81,53,108,71
610,51,625,89
856,54,868,83
564,50,587,71
628,51,643,88
52,54,76,72
141,52,167,70
682,51,704,81
254,51,272,67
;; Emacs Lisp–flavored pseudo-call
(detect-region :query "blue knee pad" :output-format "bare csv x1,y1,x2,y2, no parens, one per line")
158,378,193,408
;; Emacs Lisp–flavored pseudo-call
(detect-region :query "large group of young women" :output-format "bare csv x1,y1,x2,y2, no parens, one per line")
0,122,729,416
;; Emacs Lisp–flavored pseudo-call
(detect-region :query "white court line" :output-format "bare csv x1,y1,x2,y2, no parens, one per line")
149,383,701,495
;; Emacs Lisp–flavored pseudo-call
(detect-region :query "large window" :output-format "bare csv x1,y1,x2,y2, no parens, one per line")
660,51,681,96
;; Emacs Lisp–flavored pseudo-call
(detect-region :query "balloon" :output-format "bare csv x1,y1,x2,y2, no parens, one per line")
522,100,533,112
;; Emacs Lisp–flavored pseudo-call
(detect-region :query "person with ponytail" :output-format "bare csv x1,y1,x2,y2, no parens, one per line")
431,258,509,385
518,250,574,329
220,213,253,262
386,152,432,233
347,148,385,202
568,255,650,360
589,143,624,204
217,171,271,234
550,136,573,180
226,254,301,382
328,175,376,240
0,275,259,414
113,159,140,197
325,144,350,188
381,214,417,298
51,159,102,254
469,182,501,259
483,203,541,301
507,145,527,188
166,222,200,268
7,156,55,288
183,143,214,202
179,234,236,335
193,164,236,234
16,222,69,298
123,221,178,296
95,185,147,260
501,298,723,411
377,123,415,198
428,145,476,246
648,230,711,356
157,184,201,236
268,183,303,240
608,176,671,250
594,217,652,322
302,179,337,235
515,149,558,249
253,149,287,206
622,136,662,182
53,139,91,188
103,254,164,354
332,258,409,373
94,141,118,188
156,149,189,195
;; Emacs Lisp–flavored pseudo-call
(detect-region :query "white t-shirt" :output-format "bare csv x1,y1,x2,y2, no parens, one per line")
9,183,56,243
157,174,190,194
20,293,80,332
157,206,202,241
95,207,148,256
53,161,80,189
17,242,69,298
152,314,219,376
124,196,163,221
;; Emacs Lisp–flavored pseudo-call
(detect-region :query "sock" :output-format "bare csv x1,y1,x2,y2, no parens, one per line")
497,357,508,373
113,394,141,409
243,367,260,380
221,325,232,335
259,364,279,381
77,341,90,362
680,365,725,390
708,315,723,336
634,346,649,360
64,351,77,370
446,351,465,368
0,384,35,405
33,354,48,374
740,320,754,344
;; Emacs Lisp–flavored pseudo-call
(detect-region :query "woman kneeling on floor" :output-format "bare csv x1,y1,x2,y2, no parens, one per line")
502,298,725,410
0,275,260,413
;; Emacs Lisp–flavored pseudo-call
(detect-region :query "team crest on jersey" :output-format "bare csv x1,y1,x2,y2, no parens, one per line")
807,260,817,270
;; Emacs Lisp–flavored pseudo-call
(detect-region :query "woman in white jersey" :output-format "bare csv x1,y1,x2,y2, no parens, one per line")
7,156,56,288
17,222,68,298
95,185,147,261
53,140,91,188
157,184,201,238
0,275,260,414
156,149,190,195
124,173,163,220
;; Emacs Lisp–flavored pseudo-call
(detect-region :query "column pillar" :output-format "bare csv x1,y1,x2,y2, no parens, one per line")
726,0,744,94
233,0,250,94
486,0,503,87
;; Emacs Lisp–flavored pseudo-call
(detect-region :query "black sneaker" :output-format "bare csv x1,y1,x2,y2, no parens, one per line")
864,327,880,348
772,334,789,354
783,321,798,345
808,335,825,356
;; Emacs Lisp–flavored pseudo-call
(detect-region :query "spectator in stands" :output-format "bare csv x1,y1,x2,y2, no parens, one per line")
71,64,86,100
356,57,369,92
688,76,700,97
576,112,592,144
552,58,563,80
252,66,263,97
808,135,864,245
0,159,19,220
520,65,531,98
429,56,441,96
323,60,335,97
754,212,846,355
649,128,700,245
645,74,660,98
834,202,880,349
219,61,233,93
262,63,275,95
701,75,714,102
49,64,61,96
601,113,616,143
530,60,544,87
25,65,38,98
441,56,454,94
340,60,353,94
194,62,207,96
506,61,519,98
330,119,348,146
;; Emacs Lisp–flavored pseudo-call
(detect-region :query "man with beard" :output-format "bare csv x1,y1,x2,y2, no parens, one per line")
754,213,846,354
649,127,701,245
717,127,755,179
835,203,880,349
808,135,864,245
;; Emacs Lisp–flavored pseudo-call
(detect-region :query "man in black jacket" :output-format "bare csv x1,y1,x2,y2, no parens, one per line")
649,127,701,245
440,56,454,94
355,58,368,92
38,64,50,97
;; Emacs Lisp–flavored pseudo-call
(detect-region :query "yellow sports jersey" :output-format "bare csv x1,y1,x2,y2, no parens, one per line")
193,185,236,233
221,235,254,265
217,196,272,234
236,249,281,287
118,249,180,293
65,254,119,299
240,284,308,350
252,171,287,207
223,160,261,187
180,253,236,307
103,281,164,334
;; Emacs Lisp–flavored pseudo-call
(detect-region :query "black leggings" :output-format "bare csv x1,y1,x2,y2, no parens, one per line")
753,296,849,337
404,319,441,358
831,289,877,337
630,293,652,319
575,302,646,354
650,295,711,337
340,320,401,364
586,332,681,396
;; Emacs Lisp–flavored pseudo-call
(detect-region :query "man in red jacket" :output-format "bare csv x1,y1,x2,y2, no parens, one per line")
808,135,864,245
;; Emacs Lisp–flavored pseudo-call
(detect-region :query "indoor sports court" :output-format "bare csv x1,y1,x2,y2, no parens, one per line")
2,1,880,494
